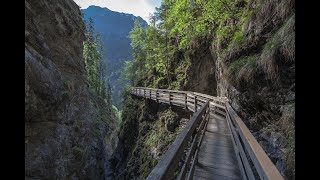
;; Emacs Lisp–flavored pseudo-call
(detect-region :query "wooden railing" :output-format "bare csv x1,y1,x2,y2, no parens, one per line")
225,103,284,180
131,87,227,114
147,101,210,180
131,87,284,180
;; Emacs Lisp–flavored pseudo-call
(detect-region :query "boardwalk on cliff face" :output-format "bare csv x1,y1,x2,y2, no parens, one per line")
193,112,241,180
131,87,284,180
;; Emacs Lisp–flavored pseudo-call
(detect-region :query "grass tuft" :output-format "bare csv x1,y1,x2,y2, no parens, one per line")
279,102,295,179
227,55,259,85
259,14,295,82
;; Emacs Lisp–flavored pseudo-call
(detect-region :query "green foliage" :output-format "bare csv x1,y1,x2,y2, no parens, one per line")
232,30,245,46
137,108,182,178
123,0,254,91
83,17,109,100
259,14,295,82
279,102,295,179
126,19,175,88
112,105,122,125
228,55,258,84
228,56,255,74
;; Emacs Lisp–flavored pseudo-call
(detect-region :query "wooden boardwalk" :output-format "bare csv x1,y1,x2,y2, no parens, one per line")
131,87,284,180
193,113,241,180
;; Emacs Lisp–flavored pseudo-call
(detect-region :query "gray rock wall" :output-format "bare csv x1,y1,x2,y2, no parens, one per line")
25,0,116,179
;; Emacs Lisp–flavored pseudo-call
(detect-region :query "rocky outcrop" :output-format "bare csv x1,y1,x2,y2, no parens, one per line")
25,0,116,179
184,38,218,96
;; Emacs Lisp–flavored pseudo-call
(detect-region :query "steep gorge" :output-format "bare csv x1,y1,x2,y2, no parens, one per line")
25,0,117,179
24,0,295,179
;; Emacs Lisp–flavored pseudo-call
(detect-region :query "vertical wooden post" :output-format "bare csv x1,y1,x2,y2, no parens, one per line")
194,96,197,112
185,93,187,110
156,89,159,103
208,101,210,120
169,91,171,105
143,89,146,98
149,89,151,99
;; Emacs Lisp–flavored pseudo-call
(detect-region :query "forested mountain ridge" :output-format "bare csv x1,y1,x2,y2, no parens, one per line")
82,5,147,108
112,0,295,179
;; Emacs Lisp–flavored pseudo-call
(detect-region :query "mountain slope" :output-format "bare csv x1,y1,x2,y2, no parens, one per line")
82,5,148,108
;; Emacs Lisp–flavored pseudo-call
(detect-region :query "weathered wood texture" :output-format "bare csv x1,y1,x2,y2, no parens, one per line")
131,87,284,180
226,103,284,180
193,111,241,180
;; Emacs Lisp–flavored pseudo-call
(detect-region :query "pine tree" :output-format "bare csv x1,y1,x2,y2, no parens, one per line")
83,17,109,99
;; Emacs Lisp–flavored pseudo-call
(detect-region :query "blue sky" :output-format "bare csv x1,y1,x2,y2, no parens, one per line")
73,0,162,22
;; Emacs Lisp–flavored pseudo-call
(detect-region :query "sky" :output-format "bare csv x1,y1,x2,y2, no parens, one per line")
73,0,162,22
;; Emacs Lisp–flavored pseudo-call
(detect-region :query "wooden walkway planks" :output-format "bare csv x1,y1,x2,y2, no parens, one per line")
193,111,242,180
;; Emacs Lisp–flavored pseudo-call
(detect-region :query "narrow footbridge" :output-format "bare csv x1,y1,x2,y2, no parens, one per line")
131,87,284,180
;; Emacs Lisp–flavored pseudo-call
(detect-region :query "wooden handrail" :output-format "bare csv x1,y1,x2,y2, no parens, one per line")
226,103,284,180
146,101,210,180
131,87,284,180
131,87,227,111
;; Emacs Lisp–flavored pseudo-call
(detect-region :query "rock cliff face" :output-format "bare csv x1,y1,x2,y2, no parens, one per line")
25,0,116,179
182,0,295,178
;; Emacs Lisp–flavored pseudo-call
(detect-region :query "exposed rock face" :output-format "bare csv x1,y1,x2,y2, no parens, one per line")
222,3,295,179
184,38,217,96
181,0,295,179
25,0,116,179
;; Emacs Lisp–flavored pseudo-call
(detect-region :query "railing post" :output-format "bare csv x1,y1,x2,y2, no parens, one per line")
185,93,187,110
208,101,210,120
149,89,151,99
169,91,171,105
143,89,145,98
194,95,197,112
156,89,159,103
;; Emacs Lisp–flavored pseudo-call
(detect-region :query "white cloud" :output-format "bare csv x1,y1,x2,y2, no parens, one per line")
73,0,161,22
